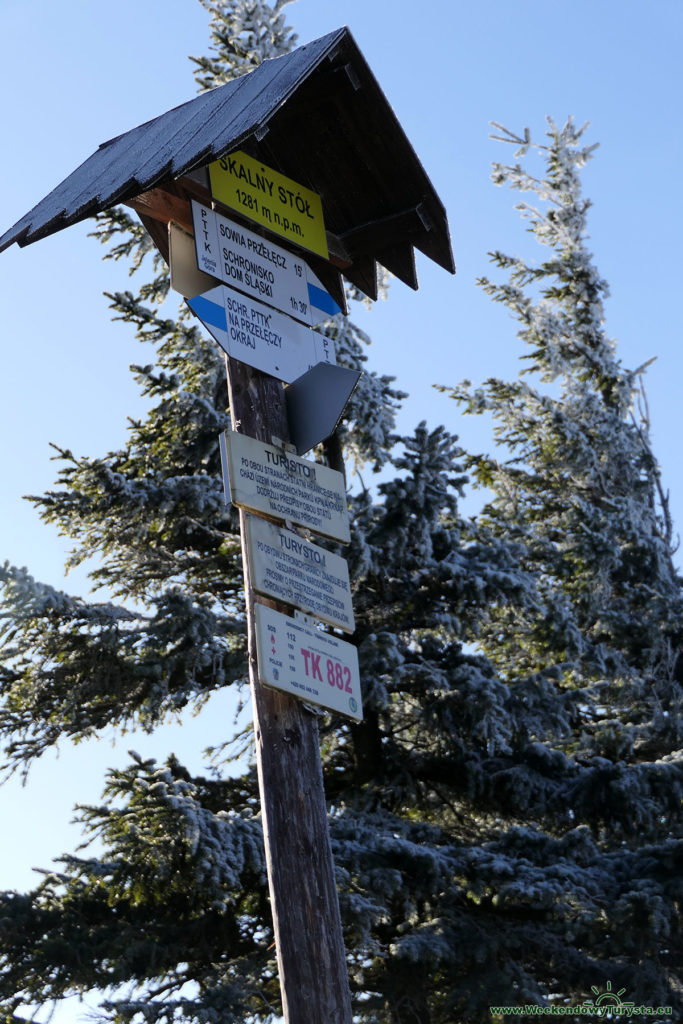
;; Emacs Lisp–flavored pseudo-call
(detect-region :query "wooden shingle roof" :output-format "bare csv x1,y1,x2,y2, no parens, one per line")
0,27,454,306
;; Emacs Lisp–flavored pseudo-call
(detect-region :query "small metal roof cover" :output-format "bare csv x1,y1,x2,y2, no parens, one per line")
0,27,454,305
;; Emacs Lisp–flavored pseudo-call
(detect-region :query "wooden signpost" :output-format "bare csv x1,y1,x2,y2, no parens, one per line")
1,36,454,1021
200,151,357,1023
224,353,354,1023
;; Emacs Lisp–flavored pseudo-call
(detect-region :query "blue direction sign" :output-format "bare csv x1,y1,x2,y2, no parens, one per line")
191,200,340,327
187,283,335,384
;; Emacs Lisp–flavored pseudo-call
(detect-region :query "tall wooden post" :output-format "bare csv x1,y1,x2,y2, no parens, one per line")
225,354,353,1024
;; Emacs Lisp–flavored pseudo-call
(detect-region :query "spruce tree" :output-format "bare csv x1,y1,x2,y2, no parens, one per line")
440,119,683,1019
1,4,682,1023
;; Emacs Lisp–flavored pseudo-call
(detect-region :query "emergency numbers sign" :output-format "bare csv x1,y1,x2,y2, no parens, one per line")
255,605,362,721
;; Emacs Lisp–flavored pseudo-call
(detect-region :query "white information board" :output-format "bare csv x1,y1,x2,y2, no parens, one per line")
255,604,362,721
245,515,354,633
188,283,335,383
225,432,350,544
191,200,340,327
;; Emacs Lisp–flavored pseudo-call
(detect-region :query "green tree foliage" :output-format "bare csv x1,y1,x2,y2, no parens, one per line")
1,3,681,1021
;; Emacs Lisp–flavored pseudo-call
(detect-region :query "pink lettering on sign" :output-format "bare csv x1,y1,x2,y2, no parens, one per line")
300,647,323,681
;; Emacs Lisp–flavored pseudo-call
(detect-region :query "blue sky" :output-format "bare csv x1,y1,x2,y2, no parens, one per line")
1,1,681,1019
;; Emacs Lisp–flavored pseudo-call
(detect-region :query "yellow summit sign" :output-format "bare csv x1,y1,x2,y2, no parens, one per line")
209,150,328,260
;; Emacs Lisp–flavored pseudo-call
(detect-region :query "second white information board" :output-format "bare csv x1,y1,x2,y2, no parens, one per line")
244,515,354,632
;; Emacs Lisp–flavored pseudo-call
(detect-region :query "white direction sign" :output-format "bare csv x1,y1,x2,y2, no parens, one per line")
224,432,350,544
188,283,335,383
191,200,340,327
245,515,355,633
255,604,362,722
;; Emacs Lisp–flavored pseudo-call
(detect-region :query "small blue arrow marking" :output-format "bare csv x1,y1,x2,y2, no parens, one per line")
188,295,227,332
307,283,340,317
